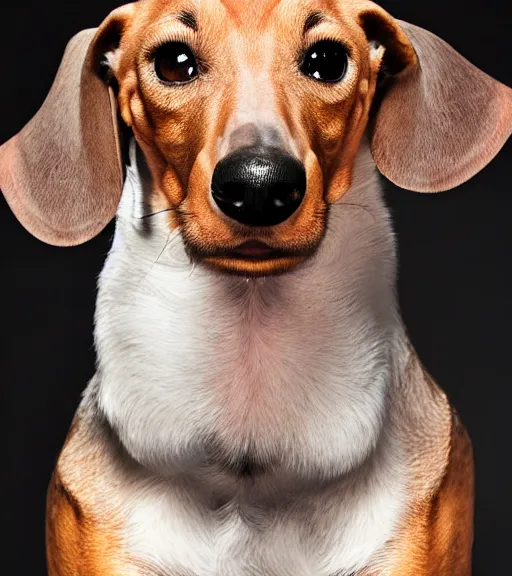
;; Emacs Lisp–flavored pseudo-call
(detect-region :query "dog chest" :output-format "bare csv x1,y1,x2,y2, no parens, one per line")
122,467,405,576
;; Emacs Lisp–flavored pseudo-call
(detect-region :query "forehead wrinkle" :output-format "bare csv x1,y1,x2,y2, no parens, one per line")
138,0,198,31
220,0,282,28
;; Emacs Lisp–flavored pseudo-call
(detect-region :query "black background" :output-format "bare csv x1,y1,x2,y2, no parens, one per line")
1,1,511,574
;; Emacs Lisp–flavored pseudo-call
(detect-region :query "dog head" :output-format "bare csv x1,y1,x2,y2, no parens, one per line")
1,0,511,277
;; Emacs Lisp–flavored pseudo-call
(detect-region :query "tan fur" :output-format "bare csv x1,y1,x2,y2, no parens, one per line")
46,412,143,576
2,0,509,573
356,353,474,575
47,350,472,575
2,0,510,253
0,29,122,246
381,415,474,575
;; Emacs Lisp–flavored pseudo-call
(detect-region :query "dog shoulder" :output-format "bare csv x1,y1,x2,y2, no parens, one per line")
376,409,474,576
46,410,140,575
426,410,474,573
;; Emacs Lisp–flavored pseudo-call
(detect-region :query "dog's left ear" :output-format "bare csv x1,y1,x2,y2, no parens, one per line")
361,5,512,192
0,5,135,245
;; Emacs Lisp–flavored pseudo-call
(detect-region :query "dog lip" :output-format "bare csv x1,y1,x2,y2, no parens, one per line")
231,240,275,257
215,240,293,262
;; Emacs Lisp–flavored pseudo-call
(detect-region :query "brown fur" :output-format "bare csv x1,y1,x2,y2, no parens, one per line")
46,409,145,576
387,414,474,575
2,0,509,255
46,471,127,576
45,351,474,575
357,416,473,575
2,0,509,573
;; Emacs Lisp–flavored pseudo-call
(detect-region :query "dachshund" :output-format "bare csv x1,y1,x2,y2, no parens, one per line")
1,0,511,574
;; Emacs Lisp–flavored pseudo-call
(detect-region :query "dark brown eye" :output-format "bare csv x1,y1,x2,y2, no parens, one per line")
154,42,198,85
300,40,348,83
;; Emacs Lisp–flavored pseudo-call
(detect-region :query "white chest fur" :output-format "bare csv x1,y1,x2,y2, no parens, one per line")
91,140,411,574
121,453,406,576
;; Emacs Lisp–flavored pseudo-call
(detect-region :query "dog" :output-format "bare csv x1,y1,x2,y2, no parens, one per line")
1,0,511,574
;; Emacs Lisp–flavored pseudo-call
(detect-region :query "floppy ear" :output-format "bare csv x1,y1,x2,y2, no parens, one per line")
361,5,512,192
0,6,134,246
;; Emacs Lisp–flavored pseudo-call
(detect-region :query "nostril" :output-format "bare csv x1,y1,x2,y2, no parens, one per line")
213,182,246,208
211,147,306,227
268,183,303,208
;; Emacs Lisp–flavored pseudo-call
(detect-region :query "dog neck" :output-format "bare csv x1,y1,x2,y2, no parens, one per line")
93,138,408,492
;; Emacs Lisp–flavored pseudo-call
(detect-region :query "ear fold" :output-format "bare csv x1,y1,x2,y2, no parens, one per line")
362,6,512,192
0,6,133,246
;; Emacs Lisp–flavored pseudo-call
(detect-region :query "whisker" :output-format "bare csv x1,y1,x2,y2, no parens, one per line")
155,231,178,265
135,208,174,220
188,260,198,278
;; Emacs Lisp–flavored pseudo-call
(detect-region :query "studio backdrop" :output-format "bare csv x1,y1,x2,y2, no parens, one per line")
1,0,510,574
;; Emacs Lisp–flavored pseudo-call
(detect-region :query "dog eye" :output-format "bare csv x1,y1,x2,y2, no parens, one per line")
154,42,198,84
300,40,348,83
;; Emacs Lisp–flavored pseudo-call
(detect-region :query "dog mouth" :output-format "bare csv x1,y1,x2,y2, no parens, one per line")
224,240,290,261
183,237,317,277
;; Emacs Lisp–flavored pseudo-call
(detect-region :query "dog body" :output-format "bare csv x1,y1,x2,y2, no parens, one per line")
46,141,471,576
1,0,510,574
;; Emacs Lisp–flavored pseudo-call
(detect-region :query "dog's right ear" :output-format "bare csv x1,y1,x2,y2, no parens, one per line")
0,4,135,246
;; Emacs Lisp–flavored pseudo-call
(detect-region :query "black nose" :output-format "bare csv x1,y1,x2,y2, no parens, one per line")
211,147,306,227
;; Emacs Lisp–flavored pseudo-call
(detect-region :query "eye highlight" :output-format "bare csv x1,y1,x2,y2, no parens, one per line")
300,40,348,83
154,42,199,85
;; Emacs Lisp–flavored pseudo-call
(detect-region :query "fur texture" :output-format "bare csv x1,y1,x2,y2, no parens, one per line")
83,138,427,575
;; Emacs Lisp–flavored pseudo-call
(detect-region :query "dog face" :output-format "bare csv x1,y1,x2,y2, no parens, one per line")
1,0,511,277
107,0,393,276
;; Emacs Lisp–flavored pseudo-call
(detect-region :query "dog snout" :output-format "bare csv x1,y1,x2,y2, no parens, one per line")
211,146,307,227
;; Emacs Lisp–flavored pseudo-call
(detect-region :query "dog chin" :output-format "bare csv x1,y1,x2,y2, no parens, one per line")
200,255,308,277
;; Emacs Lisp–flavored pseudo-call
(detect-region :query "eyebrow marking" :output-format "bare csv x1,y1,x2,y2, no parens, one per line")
177,10,198,31
303,11,326,35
